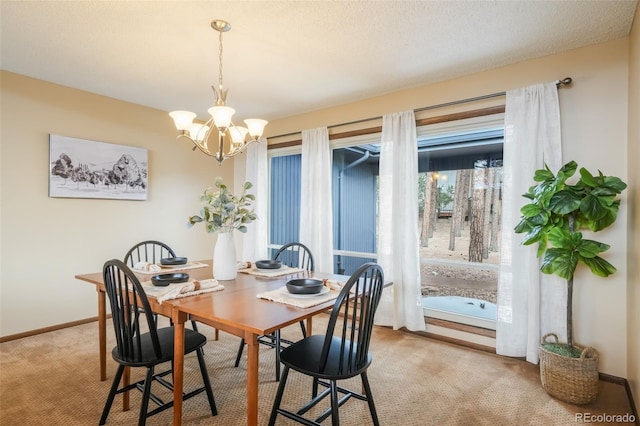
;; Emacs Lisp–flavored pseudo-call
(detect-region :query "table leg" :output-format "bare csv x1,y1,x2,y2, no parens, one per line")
123,366,130,411
246,332,259,426
173,310,187,426
306,317,313,336
98,289,107,381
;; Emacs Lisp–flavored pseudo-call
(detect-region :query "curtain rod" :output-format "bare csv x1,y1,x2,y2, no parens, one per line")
267,77,573,140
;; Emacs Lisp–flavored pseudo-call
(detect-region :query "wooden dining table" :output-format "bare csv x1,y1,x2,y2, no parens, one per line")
75,259,349,426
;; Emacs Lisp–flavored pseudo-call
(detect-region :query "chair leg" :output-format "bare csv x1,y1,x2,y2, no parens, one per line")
196,344,218,416
269,365,290,426
99,364,125,425
190,320,199,332
234,338,245,367
298,320,307,338
330,380,340,426
138,367,154,426
312,377,319,398
361,372,380,426
275,330,281,381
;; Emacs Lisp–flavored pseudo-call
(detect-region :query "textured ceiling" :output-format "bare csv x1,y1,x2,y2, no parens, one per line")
1,1,638,123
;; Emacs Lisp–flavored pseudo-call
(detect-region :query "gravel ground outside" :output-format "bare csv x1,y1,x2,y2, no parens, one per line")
419,218,499,304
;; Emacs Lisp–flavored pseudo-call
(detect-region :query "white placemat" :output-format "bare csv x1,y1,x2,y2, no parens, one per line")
141,279,224,303
256,286,338,308
133,261,208,275
238,265,305,278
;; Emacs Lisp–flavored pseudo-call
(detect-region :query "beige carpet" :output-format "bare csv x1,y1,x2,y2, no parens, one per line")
0,315,635,425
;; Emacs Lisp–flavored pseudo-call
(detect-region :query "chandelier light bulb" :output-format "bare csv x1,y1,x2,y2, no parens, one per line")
244,119,268,139
208,105,235,131
169,111,196,131
229,126,249,145
189,123,210,143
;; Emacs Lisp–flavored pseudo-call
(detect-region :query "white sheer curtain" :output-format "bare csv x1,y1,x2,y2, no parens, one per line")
496,83,566,363
300,127,334,273
241,138,269,262
374,110,425,331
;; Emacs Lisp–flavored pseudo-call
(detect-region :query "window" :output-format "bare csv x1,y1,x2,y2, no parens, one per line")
268,114,503,331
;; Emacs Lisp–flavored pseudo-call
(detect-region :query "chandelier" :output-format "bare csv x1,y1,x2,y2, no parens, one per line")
169,19,268,165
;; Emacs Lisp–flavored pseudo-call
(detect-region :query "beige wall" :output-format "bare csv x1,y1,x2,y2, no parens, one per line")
266,39,632,378
0,71,232,335
627,3,640,410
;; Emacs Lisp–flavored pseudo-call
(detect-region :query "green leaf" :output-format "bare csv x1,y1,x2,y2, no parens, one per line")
590,202,619,231
534,168,554,182
576,239,609,258
579,167,597,187
581,256,617,277
549,190,581,214
579,194,609,221
188,215,203,224
541,248,578,279
536,233,548,258
559,161,578,178
547,226,573,248
520,204,542,218
602,176,627,192
514,218,533,234
521,226,544,245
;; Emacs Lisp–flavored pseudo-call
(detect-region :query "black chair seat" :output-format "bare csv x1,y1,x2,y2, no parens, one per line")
112,327,206,367
280,335,371,379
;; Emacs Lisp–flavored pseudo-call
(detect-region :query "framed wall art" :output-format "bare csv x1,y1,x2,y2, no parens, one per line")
49,134,148,200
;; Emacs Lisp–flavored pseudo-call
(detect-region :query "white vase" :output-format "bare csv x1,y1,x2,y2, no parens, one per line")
213,231,237,280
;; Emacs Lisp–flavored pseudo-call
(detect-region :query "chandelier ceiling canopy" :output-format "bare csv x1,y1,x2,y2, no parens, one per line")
169,19,267,165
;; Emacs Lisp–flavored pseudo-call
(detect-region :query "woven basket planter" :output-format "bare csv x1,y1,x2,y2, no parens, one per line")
539,333,599,404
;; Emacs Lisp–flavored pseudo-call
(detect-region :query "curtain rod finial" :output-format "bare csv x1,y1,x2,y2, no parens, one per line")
558,77,572,86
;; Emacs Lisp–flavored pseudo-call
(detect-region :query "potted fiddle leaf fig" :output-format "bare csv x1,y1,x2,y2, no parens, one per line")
514,160,627,404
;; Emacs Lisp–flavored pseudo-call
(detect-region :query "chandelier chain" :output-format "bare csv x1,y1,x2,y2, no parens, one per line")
218,29,224,89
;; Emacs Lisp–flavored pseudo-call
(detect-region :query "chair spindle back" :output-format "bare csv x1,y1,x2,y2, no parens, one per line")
320,262,384,375
103,259,162,363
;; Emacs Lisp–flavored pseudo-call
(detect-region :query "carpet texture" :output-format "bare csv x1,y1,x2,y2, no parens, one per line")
0,315,635,425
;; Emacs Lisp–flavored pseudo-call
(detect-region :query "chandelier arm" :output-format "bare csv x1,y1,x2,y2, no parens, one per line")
176,134,216,157
222,138,260,161
202,117,215,150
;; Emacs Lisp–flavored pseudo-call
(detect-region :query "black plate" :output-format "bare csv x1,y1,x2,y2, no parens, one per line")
151,273,189,287
286,278,324,294
160,257,188,266
255,259,282,270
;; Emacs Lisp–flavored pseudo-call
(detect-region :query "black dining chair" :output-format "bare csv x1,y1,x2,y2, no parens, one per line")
269,262,384,426
124,240,176,267
124,240,200,332
234,242,314,381
99,259,217,426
